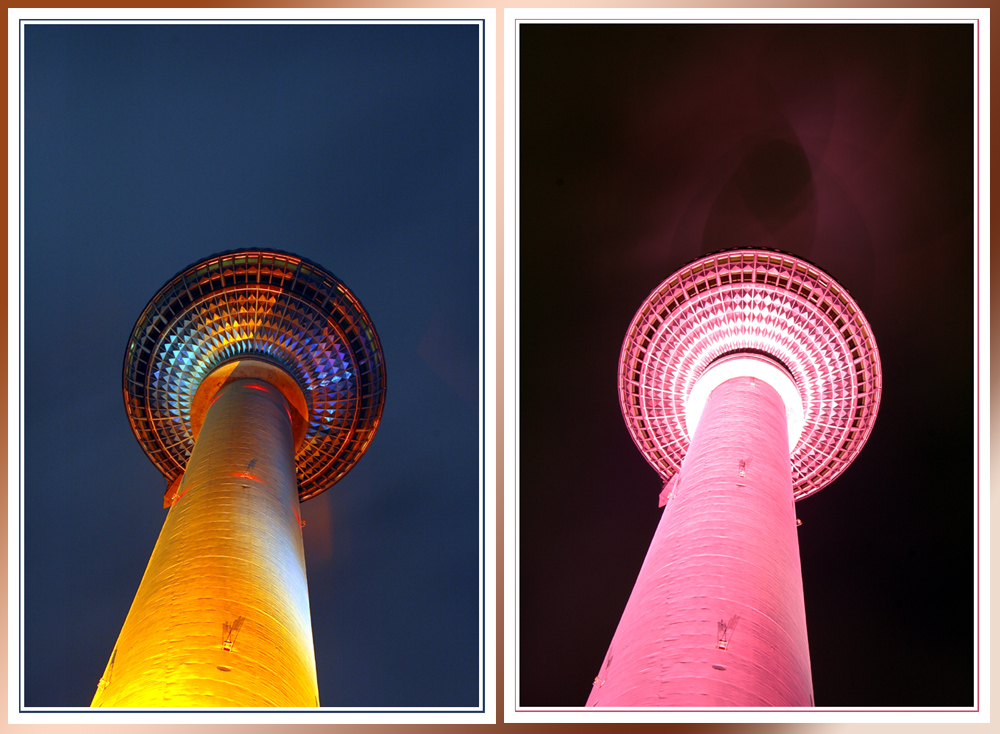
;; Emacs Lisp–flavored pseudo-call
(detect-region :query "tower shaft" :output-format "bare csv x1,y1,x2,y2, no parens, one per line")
588,376,812,707
92,378,319,707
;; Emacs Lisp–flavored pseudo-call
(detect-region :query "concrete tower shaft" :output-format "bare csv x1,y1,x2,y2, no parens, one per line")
92,377,318,707
96,250,386,707
591,249,881,708
587,376,811,707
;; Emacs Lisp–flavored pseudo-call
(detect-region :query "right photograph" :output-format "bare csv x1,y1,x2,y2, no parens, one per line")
516,21,976,709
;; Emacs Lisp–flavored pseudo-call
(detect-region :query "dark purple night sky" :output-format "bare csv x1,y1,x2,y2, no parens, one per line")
517,23,975,708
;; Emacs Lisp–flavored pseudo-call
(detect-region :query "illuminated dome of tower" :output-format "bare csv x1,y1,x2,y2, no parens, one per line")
123,249,386,501
618,248,881,500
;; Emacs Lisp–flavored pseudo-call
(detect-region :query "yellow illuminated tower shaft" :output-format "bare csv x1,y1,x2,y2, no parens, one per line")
93,373,318,707
99,250,386,708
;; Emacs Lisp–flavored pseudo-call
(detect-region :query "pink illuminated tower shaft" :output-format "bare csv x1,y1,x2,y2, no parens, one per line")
587,375,812,707
594,249,881,708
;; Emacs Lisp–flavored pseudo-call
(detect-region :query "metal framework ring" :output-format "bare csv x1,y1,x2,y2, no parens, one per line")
123,249,387,502
619,248,881,500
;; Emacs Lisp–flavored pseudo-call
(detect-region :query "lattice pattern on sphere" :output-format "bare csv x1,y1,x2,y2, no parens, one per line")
619,249,881,500
124,250,386,501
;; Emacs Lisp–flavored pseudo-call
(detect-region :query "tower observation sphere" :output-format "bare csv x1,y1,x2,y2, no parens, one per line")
92,250,386,707
587,249,880,708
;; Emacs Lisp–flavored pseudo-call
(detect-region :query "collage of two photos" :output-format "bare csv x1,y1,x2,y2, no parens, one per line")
9,6,988,726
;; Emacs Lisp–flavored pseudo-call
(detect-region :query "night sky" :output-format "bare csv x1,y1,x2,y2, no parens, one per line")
517,23,975,707
22,22,482,708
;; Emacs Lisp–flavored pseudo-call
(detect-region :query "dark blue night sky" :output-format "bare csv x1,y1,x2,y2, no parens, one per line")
22,22,482,708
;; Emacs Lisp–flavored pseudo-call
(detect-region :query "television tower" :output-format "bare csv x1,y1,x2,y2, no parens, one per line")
92,250,386,707
587,249,880,707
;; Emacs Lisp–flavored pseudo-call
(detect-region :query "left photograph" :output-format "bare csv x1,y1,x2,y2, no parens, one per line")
20,20,485,711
